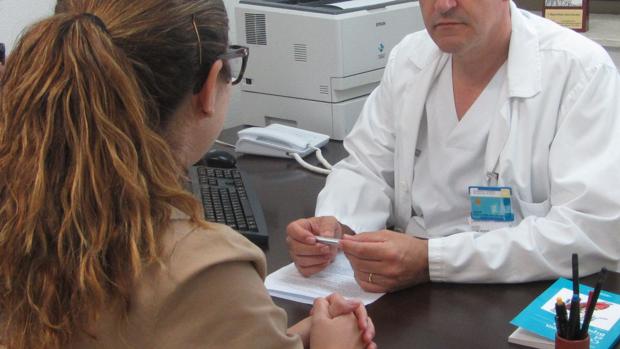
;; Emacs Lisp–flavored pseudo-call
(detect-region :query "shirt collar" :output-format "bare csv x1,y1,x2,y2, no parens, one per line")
408,1,542,99
506,1,542,98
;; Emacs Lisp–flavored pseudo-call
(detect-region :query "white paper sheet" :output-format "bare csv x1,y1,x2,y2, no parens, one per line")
265,253,385,305
329,0,396,10
508,328,554,349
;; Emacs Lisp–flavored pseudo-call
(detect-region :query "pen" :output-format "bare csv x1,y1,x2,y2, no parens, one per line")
315,236,340,246
580,267,608,339
567,254,580,340
578,289,594,339
572,253,579,295
556,296,568,338
583,290,594,320
567,294,580,340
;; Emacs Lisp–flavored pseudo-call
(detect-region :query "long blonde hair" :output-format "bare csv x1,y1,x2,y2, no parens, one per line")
0,1,228,348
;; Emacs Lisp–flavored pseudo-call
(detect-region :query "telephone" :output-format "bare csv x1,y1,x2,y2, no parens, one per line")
236,124,329,159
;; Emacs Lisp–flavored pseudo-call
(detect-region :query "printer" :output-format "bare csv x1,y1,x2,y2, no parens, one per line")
235,0,424,140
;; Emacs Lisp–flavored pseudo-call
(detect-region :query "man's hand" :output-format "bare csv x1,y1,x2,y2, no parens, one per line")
286,216,343,276
340,230,430,292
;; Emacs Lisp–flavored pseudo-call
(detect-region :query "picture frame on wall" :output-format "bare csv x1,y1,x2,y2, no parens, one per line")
543,0,590,32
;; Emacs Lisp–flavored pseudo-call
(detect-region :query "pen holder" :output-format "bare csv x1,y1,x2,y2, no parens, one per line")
555,334,590,349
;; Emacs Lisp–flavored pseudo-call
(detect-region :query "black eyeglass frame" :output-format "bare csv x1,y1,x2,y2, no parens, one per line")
218,45,249,86
0,43,5,65
191,15,249,90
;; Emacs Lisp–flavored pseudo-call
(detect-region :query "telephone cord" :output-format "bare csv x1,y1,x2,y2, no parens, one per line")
290,152,332,175
215,139,236,148
311,146,333,169
217,139,332,176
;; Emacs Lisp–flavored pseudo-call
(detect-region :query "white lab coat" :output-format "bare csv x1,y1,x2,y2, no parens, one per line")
316,2,620,283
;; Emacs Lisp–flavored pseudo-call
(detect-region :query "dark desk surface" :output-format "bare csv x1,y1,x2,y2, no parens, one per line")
216,126,620,349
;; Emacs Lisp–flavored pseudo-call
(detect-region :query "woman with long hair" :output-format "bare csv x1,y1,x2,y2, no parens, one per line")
0,1,375,348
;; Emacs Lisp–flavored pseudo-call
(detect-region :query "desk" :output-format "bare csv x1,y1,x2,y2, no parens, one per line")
216,126,620,349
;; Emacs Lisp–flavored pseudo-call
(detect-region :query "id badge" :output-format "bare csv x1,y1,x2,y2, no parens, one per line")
468,186,515,232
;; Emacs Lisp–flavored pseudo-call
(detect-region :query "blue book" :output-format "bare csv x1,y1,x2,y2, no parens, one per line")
510,278,620,349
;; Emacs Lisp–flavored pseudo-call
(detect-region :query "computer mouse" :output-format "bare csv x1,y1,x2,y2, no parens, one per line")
203,149,237,168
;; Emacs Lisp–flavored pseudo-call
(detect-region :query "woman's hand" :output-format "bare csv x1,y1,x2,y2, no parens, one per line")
311,293,376,349
310,296,365,349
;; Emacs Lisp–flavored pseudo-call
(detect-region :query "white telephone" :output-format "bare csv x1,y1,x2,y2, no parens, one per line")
236,124,329,158
235,124,332,175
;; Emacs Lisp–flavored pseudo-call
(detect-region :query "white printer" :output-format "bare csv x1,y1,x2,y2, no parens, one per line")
235,0,423,140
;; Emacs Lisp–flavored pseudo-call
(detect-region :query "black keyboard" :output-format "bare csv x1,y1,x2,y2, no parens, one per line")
189,166,268,246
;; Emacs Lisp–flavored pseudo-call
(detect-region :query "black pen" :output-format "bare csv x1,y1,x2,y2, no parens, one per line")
572,253,579,295
567,254,580,339
567,294,581,340
556,296,568,338
580,267,608,339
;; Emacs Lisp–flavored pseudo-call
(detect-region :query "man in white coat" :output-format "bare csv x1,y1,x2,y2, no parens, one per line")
286,0,620,292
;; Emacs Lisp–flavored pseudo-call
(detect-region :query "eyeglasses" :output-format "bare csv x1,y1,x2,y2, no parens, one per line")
218,45,249,86
0,42,5,65
192,15,249,87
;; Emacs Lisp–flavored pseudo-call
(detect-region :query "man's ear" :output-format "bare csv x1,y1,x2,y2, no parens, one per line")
194,59,224,118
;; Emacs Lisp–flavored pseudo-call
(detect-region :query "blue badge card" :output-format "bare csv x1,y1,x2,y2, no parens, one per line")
468,186,514,222
511,278,620,349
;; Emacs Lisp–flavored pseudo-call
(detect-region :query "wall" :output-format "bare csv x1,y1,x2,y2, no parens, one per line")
0,1,237,53
0,0,55,54
608,47,620,65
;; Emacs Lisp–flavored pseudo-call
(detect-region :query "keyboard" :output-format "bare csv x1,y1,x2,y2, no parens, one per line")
189,166,268,246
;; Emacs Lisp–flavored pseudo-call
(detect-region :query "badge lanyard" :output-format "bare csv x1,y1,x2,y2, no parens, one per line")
468,149,515,232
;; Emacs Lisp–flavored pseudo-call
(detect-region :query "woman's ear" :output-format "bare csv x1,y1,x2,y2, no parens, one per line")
194,59,224,118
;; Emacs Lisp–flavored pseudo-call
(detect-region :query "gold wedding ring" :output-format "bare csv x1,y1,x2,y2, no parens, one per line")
368,272,374,284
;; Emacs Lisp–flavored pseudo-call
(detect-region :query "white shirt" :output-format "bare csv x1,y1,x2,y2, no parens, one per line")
316,2,620,282
410,59,508,237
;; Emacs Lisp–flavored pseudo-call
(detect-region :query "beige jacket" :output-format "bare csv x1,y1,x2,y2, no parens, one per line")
68,209,303,349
